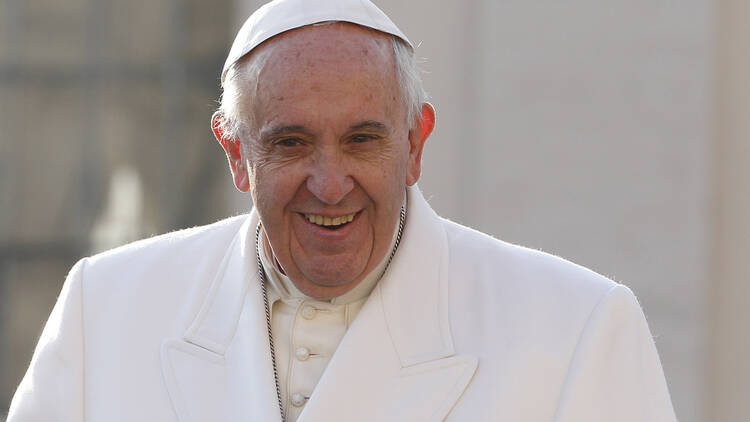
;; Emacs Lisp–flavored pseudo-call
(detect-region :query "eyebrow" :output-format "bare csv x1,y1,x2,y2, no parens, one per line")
348,120,389,133
259,120,390,142
259,124,312,142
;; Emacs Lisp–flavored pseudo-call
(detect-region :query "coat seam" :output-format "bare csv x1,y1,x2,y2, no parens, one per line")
551,283,620,421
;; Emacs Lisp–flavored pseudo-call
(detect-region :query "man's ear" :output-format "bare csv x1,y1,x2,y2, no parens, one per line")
211,111,250,192
405,103,436,186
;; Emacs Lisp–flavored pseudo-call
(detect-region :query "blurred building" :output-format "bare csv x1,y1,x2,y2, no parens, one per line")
0,0,235,418
1,1,748,421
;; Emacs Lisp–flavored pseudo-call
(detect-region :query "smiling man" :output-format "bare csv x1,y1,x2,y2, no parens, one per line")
222,22,425,300
9,0,676,421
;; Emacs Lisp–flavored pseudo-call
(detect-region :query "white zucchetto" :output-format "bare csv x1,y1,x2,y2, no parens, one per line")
221,0,413,83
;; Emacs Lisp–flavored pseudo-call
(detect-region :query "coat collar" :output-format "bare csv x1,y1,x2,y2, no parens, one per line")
161,186,477,421
378,185,456,366
182,210,258,353
161,209,283,421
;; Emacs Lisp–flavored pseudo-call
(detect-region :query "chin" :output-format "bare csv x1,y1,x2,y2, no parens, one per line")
303,269,360,288
300,260,365,287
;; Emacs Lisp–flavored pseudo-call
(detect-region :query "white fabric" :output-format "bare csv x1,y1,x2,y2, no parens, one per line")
8,186,677,421
222,0,412,82
258,222,397,420
266,296,365,421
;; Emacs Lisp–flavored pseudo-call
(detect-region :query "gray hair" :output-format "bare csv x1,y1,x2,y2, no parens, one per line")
216,34,427,142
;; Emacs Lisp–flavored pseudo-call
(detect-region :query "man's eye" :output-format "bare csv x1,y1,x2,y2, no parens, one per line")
276,138,301,147
351,134,376,143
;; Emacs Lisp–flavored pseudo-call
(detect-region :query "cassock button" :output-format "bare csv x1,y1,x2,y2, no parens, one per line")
301,305,317,320
295,347,311,361
291,393,307,407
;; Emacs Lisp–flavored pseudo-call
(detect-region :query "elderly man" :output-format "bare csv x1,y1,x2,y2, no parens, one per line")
9,0,676,421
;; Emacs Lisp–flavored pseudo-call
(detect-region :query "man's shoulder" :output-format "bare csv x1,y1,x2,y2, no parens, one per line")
438,218,644,364
78,214,249,296
67,214,250,334
86,214,248,268
440,217,619,310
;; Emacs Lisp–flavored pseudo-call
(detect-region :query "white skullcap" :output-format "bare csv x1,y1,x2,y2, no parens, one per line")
221,0,412,83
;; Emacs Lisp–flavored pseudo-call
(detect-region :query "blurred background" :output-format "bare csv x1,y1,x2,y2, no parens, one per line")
0,0,748,420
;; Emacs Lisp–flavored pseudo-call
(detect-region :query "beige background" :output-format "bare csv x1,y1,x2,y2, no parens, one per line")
1,0,748,421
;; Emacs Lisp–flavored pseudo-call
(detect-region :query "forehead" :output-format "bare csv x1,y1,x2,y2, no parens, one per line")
255,22,395,73
244,23,400,119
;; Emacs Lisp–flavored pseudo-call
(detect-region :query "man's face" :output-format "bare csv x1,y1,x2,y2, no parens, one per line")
234,24,426,299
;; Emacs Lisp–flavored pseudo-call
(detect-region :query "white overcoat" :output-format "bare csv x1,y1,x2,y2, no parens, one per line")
9,187,676,421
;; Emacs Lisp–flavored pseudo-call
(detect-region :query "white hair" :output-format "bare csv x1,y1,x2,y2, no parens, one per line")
216,34,427,143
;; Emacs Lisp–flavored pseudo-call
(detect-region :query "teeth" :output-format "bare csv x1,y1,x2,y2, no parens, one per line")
305,212,357,227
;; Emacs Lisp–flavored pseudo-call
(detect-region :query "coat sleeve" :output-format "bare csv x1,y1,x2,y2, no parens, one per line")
8,258,87,422
553,284,677,422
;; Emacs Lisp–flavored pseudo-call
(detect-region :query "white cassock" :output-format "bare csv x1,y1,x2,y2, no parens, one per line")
8,186,676,421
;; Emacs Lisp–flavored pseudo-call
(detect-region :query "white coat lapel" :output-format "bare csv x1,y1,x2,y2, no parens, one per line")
161,211,282,422
298,187,478,421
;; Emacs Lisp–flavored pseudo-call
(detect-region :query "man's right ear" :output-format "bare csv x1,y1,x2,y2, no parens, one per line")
211,111,250,192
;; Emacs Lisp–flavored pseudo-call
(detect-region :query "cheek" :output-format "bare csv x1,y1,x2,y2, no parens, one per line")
250,166,298,214
254,152,318,201
360,154,408,207
382,141,410,183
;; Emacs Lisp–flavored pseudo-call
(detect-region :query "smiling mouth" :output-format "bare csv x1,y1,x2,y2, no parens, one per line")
303,212,357,230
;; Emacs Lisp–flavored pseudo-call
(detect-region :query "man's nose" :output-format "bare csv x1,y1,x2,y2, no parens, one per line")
306,150,354,205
